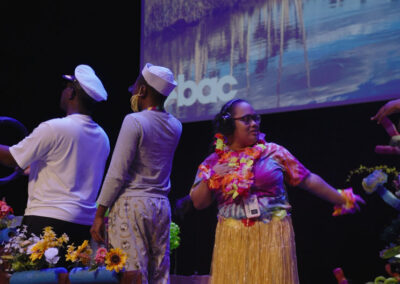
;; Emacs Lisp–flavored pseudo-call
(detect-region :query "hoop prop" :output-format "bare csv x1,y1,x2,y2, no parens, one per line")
0,117,28,185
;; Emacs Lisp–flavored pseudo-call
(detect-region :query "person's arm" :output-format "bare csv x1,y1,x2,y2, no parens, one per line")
274,143,364,214
299,172,365,216
189,163,231,210
298,173,346,205
96,115,140,207
91,116,140,243
90,205,108,243
0,145,18,168
371,99,400,124
190,180,214,210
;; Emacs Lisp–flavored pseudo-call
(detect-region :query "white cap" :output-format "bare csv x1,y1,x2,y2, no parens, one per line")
141,63,177,96
63,64,108,102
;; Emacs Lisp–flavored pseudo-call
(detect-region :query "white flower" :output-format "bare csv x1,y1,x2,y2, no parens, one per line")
44,247,59,265
27,244,35,255
29,236,40,243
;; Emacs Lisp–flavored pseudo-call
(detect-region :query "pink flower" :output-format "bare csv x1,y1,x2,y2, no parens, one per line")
95,247,108,264
1,205,10,212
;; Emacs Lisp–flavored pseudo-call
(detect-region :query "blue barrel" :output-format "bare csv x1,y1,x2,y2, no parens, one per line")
69,266,119,284
0,228,16,244
10,267,67,284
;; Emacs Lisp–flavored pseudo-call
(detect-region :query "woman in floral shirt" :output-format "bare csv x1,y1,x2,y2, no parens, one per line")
189,99,364,284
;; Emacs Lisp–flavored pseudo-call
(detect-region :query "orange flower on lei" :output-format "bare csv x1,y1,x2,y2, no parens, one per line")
198,133,267,201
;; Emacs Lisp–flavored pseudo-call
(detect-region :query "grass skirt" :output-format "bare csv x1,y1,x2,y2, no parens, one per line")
210,215,299,284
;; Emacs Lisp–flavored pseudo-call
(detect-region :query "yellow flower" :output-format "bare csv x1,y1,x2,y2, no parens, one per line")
43,226,56,241
215,138,224,151
30,252,42,262
29,240,49,261
78,247,93,265
66,240,93,264
272,209,287,221
105,248,127,273
79,252,91,266
61,233,69,243
65,245,78,262
56,233,69,246
76,240,90,255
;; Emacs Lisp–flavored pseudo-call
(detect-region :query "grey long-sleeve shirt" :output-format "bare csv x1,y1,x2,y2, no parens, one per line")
97,110,182,207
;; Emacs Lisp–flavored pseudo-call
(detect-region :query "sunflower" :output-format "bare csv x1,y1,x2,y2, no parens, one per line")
105,248,127,273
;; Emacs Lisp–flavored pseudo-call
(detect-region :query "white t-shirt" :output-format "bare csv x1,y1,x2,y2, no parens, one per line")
97,110,182,207
10,114,110,225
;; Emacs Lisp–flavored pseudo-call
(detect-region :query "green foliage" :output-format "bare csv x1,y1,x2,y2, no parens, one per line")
170,222,181,252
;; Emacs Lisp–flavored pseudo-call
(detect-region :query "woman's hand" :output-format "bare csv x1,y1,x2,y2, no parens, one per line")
299,173,366,214
90,205,108,243
371,99,400,124
90,216,105,243
213,163,233,176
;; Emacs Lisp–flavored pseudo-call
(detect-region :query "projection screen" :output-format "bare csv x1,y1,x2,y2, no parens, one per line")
141,0,400,123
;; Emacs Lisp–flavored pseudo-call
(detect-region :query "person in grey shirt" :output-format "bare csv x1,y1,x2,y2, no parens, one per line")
90,63,182,284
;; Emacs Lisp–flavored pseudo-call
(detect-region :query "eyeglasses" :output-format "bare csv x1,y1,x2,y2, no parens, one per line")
232,114,261,124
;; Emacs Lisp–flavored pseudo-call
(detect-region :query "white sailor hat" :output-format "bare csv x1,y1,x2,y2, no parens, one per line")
63,64,108,102
129,63,177,96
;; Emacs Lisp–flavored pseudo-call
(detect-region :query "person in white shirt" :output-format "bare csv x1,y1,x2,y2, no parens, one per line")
0,64,110,247
90,63,182,284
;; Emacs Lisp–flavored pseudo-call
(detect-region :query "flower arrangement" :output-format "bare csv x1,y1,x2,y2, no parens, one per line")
66,240,127,273
1,226,68,272
0,199,16,231
1,226,128,274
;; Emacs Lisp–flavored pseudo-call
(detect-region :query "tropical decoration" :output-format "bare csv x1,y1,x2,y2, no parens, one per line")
198,133,266,201
332,188,365,216
170,221,180,251
347,165,398,192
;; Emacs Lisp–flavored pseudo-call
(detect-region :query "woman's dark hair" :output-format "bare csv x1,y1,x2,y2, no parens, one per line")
212,99,248,136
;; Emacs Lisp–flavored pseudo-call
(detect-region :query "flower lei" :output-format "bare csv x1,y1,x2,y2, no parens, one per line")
332,188,360,216
198,133,267,201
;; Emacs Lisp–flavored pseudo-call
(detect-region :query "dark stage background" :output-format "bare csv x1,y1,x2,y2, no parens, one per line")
1,2,399,283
